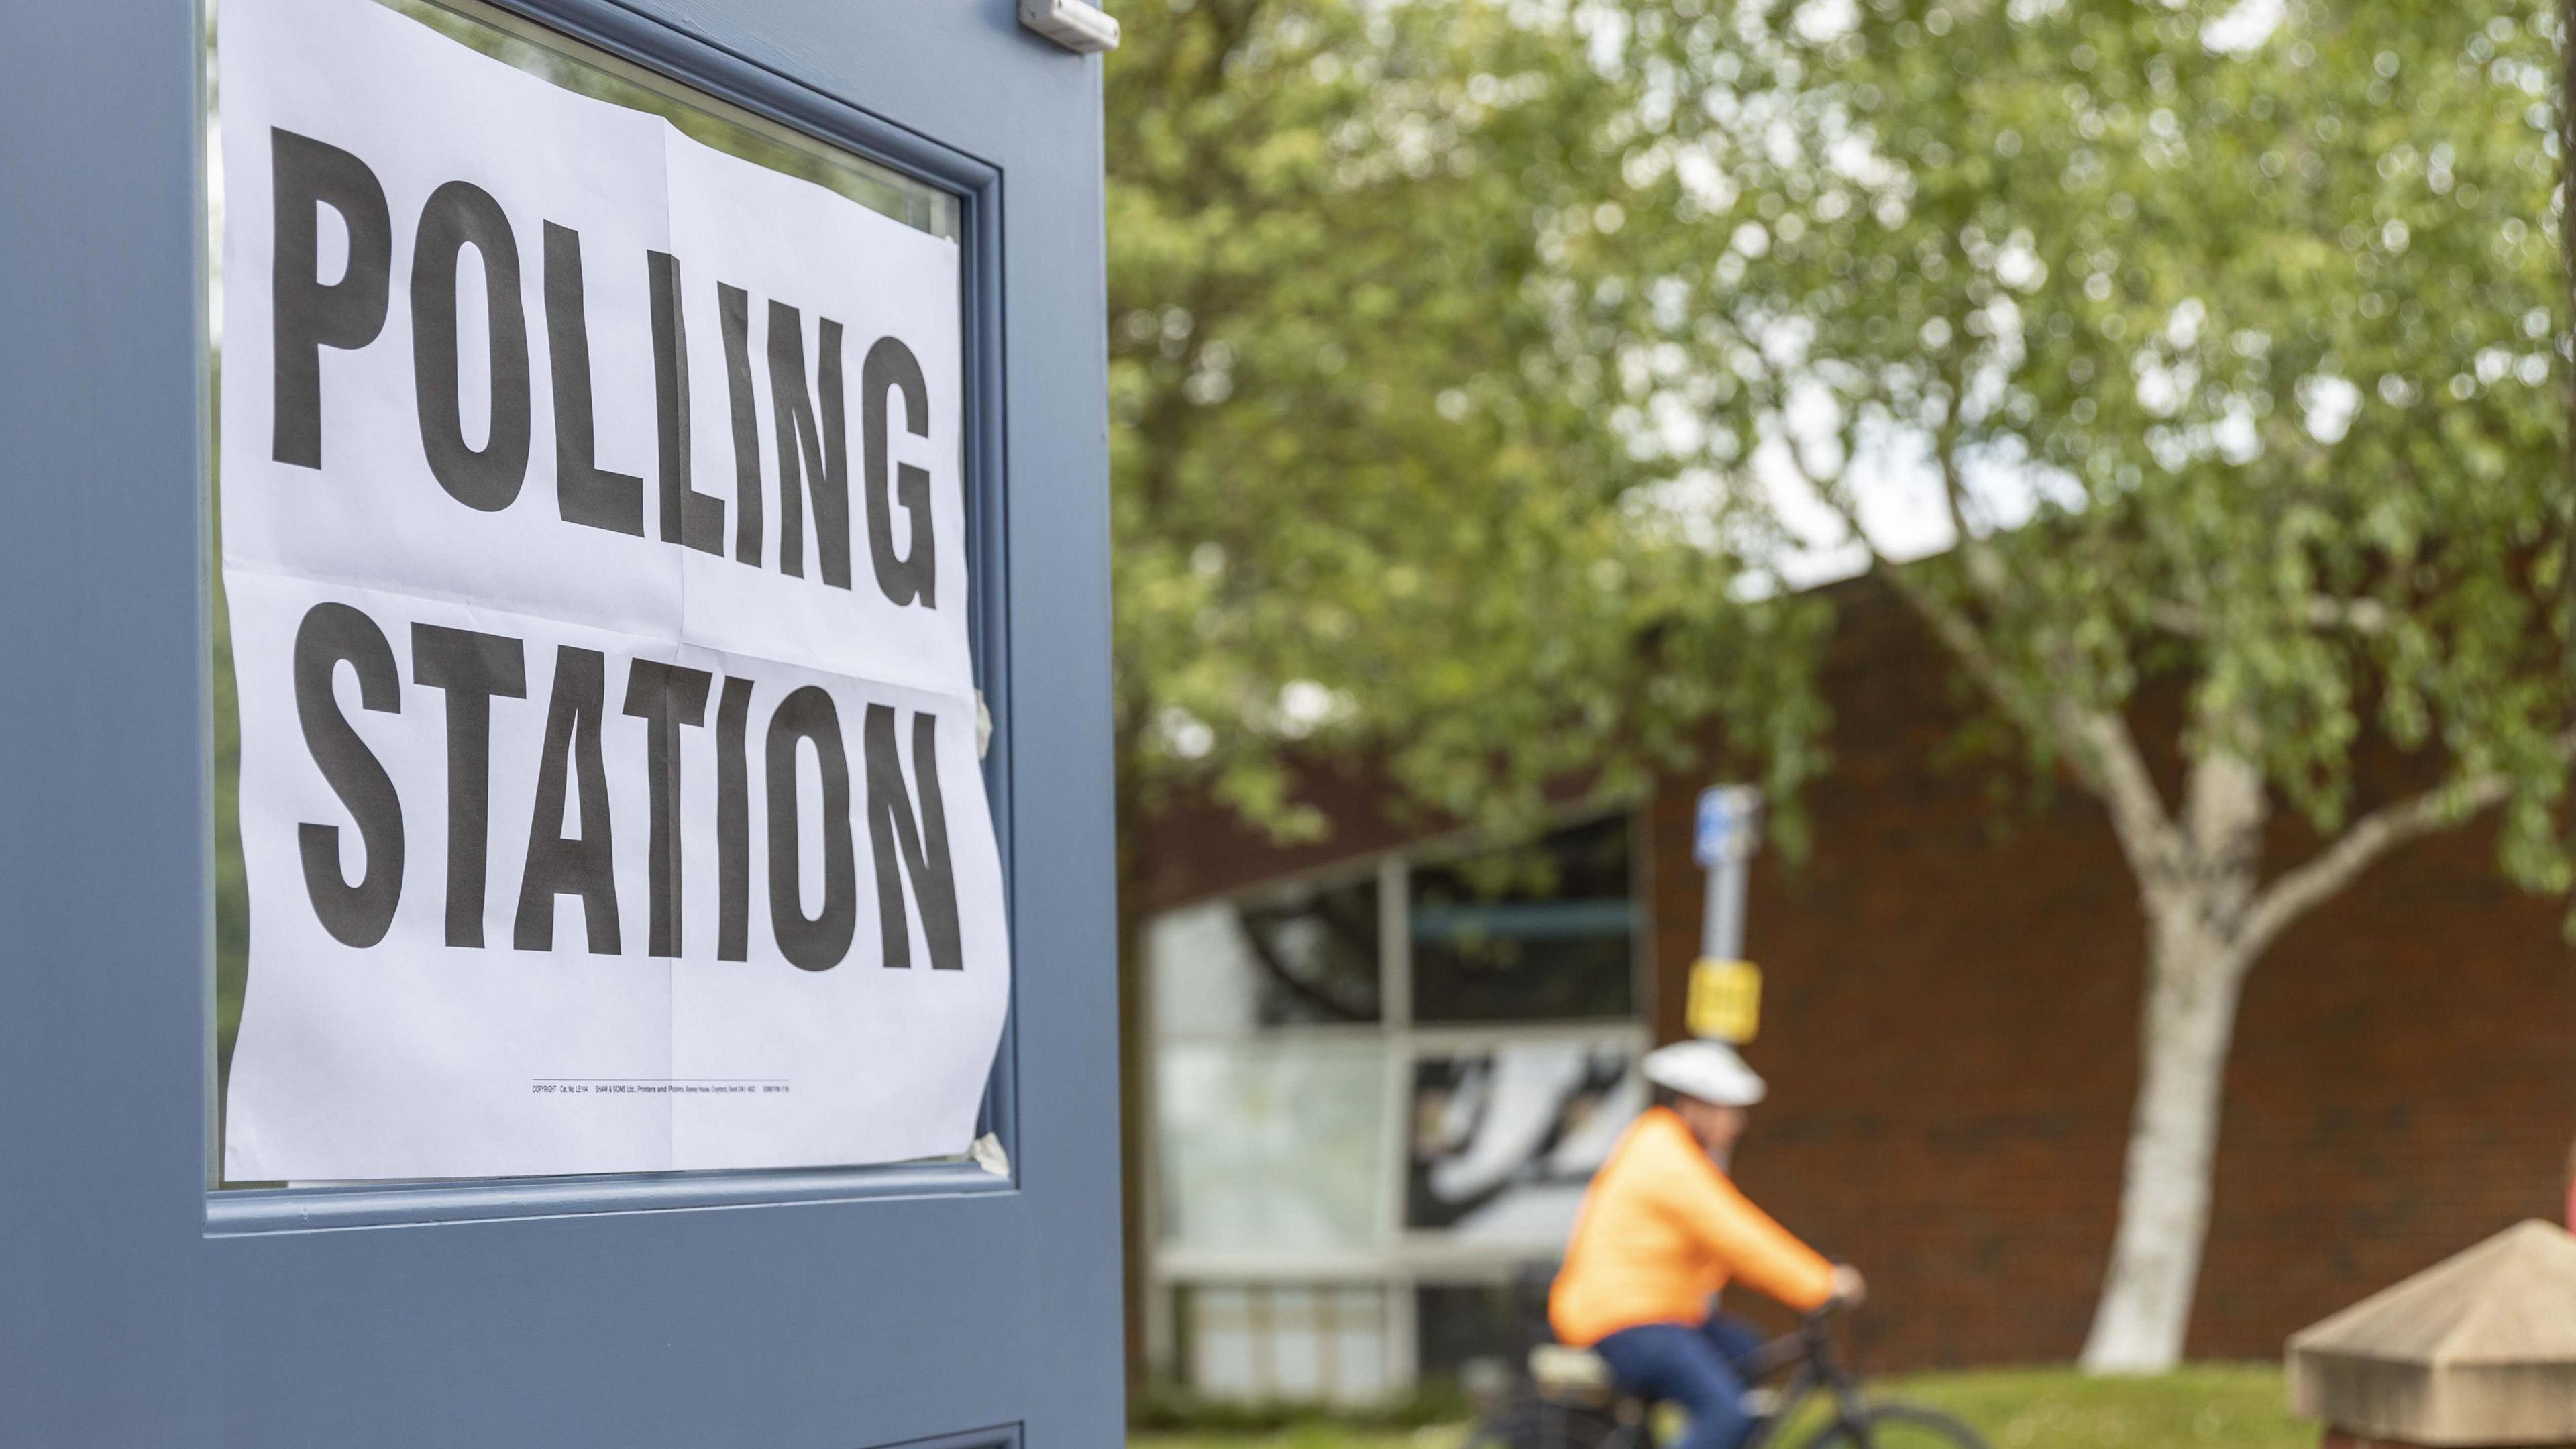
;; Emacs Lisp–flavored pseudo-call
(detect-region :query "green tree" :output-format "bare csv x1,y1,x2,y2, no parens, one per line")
1625,0,2572,1370
1103,0,1829,1379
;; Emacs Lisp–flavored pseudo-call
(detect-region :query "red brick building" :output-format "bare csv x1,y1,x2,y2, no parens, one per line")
1136,576,2576,1389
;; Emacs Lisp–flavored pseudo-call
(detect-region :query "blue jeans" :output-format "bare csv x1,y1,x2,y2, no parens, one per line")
1592,1314,1768,1449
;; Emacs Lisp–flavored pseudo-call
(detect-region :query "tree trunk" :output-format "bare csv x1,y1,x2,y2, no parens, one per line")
2079,904,2249,1374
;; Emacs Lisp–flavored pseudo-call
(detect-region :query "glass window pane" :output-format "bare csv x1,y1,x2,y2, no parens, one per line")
1409,814,1636,1023
1328,1285,1393,1402
1156,1038,1390,1254
378,0,955,235
1267,1286,1326,1397
1416,1282,1525,1387
1150,874,1381,1035
1406,1041,1642,1242
209,0,962,1187
1181,1285,1263,1399
1178,1283,1389,1406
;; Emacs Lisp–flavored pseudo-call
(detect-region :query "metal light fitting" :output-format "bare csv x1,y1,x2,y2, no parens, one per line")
1020,0,1120,53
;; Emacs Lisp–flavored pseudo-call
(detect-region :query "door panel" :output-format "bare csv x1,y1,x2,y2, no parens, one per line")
0,0,214,1442
0,0,1117,1442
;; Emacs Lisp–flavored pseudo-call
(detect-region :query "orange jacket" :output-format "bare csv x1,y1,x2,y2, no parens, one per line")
1548,1106,1837,1346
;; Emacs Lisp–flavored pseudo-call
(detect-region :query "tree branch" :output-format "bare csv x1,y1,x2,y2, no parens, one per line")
2049,696,2191,886
1776,439,2188,882
1928,426,2186,880
2148,596,2394,639
2237,739,2573,964
1931,403,2012,604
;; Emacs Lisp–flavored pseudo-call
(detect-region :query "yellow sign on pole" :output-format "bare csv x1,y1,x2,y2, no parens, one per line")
1687,958,1762,1043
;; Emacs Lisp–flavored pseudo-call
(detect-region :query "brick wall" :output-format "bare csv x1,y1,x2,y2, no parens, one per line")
1141,574,2576,1368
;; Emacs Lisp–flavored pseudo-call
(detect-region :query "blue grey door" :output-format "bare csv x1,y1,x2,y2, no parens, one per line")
0,1,1117,1443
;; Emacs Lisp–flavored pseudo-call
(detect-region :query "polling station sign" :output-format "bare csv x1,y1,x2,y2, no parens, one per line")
219,0,1009,1181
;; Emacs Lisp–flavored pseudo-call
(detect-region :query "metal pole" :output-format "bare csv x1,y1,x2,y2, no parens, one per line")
1695,784,1762,961
1701,833,1750,963
1690,785,1764,1041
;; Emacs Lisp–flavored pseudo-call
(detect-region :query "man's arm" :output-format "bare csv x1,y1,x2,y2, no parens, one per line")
1669,1164,1841,1313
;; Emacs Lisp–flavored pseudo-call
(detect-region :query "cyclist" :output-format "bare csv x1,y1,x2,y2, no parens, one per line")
1548,1040,1865,1449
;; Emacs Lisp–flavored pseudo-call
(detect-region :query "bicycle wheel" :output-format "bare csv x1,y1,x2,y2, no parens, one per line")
1798,1401,1991,1449
1464,1393,1642,1449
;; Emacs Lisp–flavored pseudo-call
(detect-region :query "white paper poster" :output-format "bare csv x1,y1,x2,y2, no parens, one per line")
219,0,1010,1180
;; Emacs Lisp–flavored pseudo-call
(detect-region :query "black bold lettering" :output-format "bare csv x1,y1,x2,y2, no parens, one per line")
411,182,531,511
622,659,713,958
767,303,851,588
411,624,527,948
765,686,856,971
716,675,755,961
649,252,726,554
271,129,392,469
719,284,764,568
863,704,963,972
294,602,404,947
862,336,936,608
515,647,621,953
543,222,645,537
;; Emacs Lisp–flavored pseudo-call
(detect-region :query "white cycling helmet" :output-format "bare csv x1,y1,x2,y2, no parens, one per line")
1640,1040,1767,1107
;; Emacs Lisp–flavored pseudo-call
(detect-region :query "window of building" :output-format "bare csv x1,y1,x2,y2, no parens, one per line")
1158,1037,1389,1255
1410,813,1637,1023
1406,1042,1644,1238
1146,810,1649,1400
1152,873,1382,1034
1413,1281,1531,1386
1175,1283,1393,1407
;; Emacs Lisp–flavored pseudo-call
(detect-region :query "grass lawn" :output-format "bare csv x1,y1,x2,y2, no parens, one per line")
1132,1364,2311,1449
1840,1364,2308,1448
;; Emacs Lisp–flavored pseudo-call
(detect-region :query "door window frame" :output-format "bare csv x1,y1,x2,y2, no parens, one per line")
203,0,1022,1235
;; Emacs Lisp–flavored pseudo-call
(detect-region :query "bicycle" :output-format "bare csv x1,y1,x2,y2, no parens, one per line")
1464,1306,1990,1449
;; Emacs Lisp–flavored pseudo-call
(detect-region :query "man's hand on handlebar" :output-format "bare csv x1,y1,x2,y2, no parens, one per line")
1830,1264,1868,1308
